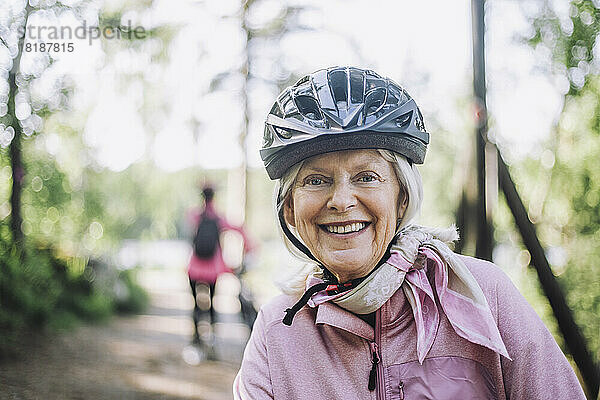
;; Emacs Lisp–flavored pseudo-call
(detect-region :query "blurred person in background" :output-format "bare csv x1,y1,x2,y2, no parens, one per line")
233,67,586,399
187,184,253,343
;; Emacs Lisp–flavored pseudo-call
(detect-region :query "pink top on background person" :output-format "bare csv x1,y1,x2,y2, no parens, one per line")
187,202,253,284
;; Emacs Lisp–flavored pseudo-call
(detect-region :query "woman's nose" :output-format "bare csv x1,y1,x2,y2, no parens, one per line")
327,182,357,212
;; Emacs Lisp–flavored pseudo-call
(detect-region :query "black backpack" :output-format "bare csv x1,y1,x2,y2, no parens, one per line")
193,213,220,258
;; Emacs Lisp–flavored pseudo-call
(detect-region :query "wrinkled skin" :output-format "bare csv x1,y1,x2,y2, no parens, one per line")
284,149,406,282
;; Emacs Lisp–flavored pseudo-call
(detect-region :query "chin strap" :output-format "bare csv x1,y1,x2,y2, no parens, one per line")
277,207,321,263
277,189,337,326
283,274,369,326
282,282,329,326
281,239,398,326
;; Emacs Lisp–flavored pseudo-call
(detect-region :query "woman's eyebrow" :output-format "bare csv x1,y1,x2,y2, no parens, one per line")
353,162,381,171
347,160,389,172
301,166,330,174
302,162,385,174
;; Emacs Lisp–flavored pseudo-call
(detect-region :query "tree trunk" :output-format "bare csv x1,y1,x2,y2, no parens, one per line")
237,0,255,226
7,4,33,247
471,0,493,260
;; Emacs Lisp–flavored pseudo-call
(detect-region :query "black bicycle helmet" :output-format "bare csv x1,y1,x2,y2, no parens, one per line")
260,66,430,180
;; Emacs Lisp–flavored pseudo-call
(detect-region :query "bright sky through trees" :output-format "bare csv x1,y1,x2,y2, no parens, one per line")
3,0,565,171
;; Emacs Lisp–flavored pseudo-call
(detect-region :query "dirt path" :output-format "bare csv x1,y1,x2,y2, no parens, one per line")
0,268,250,400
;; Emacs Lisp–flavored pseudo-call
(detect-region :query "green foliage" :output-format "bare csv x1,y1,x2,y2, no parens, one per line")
548,89,600,362
0,237,112,355
114,268,149,314
0,0,157,357
0,229,151,356
524,0,600,363
529,1,600,94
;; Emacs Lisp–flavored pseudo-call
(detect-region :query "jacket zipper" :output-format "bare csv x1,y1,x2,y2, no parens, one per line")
368,341,380,391
375,308,385,400
367,308,386,399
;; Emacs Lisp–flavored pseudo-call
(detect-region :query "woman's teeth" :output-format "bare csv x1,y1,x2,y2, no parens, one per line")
325,222,366,234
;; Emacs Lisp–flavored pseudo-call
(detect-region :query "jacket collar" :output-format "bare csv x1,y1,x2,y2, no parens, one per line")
315,301,374,341
314,288,412,340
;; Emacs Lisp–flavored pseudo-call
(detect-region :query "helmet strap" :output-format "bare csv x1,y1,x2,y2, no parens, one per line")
277,206,320,264
277,204,342,283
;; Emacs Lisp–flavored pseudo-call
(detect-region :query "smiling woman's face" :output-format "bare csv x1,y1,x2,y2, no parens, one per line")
284,149,406,282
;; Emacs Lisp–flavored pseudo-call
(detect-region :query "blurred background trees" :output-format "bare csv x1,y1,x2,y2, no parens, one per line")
520,0,600,365
520,0,600,376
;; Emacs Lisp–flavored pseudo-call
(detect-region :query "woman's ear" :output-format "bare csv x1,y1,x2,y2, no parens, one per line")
398,192,409,220
283,196,296,227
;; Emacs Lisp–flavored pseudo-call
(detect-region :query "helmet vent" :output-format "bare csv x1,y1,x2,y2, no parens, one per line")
275,126,292,139
295,95,323,121
349,69,364,103
329,69,348,109
263,125,274,148
278,91,297,117
365,87,386,116
388,84,409,104
395,111,413,128
270,102,284,118
365,74,385,92
415,109,426,131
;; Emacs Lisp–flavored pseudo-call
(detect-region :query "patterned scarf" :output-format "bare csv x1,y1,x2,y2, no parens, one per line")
307,225,510,363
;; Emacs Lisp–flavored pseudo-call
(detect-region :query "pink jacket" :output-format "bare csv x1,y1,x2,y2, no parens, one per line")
187,204,252,284
234,255,586,399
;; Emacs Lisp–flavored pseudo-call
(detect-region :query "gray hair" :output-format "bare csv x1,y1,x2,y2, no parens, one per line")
273,149,424,294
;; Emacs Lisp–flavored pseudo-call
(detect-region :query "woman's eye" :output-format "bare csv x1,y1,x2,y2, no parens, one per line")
357,174,377,183
306,177,324,185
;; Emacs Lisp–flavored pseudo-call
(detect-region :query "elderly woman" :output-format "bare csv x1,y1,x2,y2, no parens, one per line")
234,67,585,399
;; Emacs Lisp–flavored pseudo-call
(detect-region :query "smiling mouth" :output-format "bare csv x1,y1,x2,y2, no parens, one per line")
319,222,370,234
